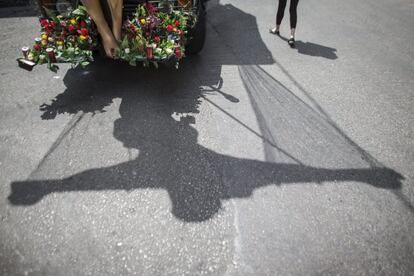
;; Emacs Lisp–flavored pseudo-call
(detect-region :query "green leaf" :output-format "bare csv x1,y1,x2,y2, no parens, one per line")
81,61,90,67
72,5,88,16
47,62,59,73
129,59,137,66
121,36,130,49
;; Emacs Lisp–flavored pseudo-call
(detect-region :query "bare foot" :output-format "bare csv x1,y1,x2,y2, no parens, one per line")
100,31,119,58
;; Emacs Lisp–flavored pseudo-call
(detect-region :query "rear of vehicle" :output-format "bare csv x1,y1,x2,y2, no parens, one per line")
35,0,206,54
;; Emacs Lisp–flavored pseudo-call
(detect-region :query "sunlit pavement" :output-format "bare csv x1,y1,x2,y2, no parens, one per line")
1,0,413,275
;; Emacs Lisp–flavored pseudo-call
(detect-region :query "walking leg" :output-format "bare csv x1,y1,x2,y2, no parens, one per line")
289,0,299,38
276,0,287,32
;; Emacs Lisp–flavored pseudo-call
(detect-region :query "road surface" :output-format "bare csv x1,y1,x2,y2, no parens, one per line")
1,0,413,275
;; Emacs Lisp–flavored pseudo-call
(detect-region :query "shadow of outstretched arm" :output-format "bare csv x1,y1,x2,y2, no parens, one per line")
8,150,404,222
223,158,403,200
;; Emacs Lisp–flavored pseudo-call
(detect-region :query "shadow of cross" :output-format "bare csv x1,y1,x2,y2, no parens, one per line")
8,1,405,222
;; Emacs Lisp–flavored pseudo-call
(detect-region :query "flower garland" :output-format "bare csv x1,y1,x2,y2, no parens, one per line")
19,6,98,72
18,1,196,71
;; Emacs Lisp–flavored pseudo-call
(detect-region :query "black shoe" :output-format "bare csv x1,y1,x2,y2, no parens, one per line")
288,37,295,47
269,28,280,35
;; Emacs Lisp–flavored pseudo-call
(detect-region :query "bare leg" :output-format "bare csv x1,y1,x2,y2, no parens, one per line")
81,0,118,58
107,0,123,41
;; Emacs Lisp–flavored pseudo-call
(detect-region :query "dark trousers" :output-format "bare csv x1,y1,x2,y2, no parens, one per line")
276,0,299,29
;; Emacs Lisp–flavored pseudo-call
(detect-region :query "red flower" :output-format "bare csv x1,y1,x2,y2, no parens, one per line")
68,25,76,33
175,21,180,28
154,36,160,44
167,25,174,32
129,24,136,32
33,44,41,51
80,28,89,36
145,3,156,14
145,32,150,37
50,21,56,29
80,21,87,28
40,19,49,28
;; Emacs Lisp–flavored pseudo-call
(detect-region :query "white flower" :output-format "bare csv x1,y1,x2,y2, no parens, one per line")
155,48,162,54
57,46,63,51
27,53,34,61
165,48,173,55
39,54,46,60
124,48,130,54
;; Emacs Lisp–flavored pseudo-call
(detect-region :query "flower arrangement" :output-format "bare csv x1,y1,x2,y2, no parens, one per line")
115,1,196,68
18,1,196,71
18,6,98,72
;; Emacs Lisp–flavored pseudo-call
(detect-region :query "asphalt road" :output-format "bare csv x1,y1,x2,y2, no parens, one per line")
1,0,414,275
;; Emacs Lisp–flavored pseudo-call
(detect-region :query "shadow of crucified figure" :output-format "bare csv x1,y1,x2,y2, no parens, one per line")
8,1,406,222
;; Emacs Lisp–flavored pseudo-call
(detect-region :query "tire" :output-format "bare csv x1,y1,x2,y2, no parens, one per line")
185,1,206,55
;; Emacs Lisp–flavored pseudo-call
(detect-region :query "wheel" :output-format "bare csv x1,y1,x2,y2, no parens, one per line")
185,0,206,55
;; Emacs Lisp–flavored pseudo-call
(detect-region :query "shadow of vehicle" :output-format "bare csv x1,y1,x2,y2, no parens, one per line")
8,1,406,222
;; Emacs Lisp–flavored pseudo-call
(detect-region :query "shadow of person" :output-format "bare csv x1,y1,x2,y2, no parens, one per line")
277,35,338,59
8,1,405,222
295,41,338,59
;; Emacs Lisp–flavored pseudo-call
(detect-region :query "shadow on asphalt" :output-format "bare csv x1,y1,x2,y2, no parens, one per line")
8,1,406,221
276,35,338,59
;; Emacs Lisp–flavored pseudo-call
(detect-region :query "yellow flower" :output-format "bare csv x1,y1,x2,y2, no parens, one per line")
41,40,48,46
140,18,146,25
57,40,64,46
173,28,177,32
70,18,77,25
79,35,87,41
41,34,48,40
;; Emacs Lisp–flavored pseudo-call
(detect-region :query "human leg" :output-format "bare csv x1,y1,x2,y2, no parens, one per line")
270,0,287,34
289,0,299,37
107,0,123,41
276,0,287,27
81,0,118,58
